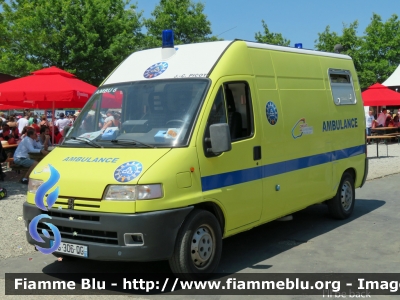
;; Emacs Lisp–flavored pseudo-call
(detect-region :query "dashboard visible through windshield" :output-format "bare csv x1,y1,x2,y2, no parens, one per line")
64,79,209,148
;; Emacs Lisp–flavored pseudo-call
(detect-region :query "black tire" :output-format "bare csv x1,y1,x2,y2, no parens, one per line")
327,172,355,219
169,209,222,281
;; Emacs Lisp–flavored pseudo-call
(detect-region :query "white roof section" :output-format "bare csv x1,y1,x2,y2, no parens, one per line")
104,41,232,84
103,40,353,85
383,64,400,86
245,42,352,59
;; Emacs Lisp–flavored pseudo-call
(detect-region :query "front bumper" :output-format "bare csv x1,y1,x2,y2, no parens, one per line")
23,202,193,261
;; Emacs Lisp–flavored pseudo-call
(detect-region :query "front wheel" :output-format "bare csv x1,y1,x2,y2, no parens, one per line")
169,209,222,280
327,172,355,219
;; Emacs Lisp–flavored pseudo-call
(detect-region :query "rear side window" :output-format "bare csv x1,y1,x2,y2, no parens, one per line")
329,69,357,105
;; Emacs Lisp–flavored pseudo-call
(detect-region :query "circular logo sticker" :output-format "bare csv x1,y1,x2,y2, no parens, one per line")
143,62,168,79
266,101,278,125
114,161,143,183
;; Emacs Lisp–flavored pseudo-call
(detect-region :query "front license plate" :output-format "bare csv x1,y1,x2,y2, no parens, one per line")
50,240,88,257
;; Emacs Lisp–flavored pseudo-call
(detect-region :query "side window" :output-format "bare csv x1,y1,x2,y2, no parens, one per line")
329,69,357,105
224,82,254,140
204,81,254,156
204,86,227,140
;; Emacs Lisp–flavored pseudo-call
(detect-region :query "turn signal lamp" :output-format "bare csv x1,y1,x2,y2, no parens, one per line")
162,29,174,48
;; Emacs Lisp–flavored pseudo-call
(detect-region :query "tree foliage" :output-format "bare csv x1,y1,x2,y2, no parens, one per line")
360,13,400,87
315,21,363,80
254,20,290,46
0,0,143,85
143,0,218,49
315,14,400,89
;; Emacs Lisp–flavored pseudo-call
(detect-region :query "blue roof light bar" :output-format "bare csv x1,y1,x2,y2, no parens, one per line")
162,30,174,48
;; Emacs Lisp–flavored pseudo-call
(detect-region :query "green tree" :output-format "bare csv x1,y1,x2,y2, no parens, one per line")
254,20,290,46
143,0,218,49
0,0,143,85
315,21,363,82
315,14,400,89
359,13,400,87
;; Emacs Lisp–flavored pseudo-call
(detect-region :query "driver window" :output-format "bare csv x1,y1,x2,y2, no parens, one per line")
204,86,227,136
203,86,227,156
204,81,253,144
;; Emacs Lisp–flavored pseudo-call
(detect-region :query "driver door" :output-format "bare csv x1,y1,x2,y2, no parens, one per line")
196,78,262,232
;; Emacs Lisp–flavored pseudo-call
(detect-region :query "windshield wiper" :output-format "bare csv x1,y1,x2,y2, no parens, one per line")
109,139,155,148
67,136,102,148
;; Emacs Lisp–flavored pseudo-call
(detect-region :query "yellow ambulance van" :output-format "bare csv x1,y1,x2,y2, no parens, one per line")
24,31,368,280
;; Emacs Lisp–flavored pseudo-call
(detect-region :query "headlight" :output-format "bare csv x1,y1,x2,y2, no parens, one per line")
104,184,163,201
137,184,163,200
28,179,44,194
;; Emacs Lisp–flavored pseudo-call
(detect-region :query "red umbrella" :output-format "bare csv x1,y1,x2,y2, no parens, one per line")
0,66,96,109
362,83,400,106
0,104,25,110
100,91,123,109
0,66,96,141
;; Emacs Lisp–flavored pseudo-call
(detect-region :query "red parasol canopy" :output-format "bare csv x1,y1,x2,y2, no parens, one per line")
362,83,400,106
0,104,25,110
0,66,96,109
100,91,123,109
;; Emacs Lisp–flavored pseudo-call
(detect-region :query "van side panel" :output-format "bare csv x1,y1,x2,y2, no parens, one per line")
250,49,287,221
200,41,366,232
318,57,366,189
250,49,335,222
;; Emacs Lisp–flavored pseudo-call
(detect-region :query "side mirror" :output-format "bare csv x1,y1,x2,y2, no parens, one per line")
207,123,232,154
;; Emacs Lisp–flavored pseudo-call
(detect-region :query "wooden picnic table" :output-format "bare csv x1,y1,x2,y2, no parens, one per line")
1,142,19,161
366,135,394,158
1,140,19,149
371,127,399,135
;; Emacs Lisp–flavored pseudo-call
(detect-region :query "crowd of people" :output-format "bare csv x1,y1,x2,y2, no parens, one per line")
0,111,76,143
0,110,78,184
366,108,400,136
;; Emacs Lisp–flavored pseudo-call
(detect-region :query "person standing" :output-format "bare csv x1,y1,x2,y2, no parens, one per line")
7,116,18,129
376,108,387,127
39,115,49,127
55,113,71,132
28,112,34,126
17,114,29,134
365,110,375,136
31,118,40,134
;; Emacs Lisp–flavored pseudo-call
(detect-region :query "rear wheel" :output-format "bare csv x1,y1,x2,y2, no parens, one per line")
169,209,222,280
327,172,355,219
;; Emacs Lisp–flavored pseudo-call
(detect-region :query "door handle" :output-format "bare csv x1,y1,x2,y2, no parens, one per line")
253,146,261,161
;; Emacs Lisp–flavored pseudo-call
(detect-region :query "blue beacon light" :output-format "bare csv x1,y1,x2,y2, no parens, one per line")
294,43,303,49
162,30,174,48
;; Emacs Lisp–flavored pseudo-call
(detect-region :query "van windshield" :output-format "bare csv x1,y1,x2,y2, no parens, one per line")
63,79,209,148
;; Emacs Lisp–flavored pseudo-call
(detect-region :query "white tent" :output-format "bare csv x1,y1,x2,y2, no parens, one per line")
383,64,400,87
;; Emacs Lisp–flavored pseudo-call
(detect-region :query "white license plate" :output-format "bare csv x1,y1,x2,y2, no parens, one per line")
50,240,88,257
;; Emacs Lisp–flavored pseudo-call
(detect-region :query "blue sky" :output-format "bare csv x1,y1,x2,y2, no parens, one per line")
133,0,400,50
